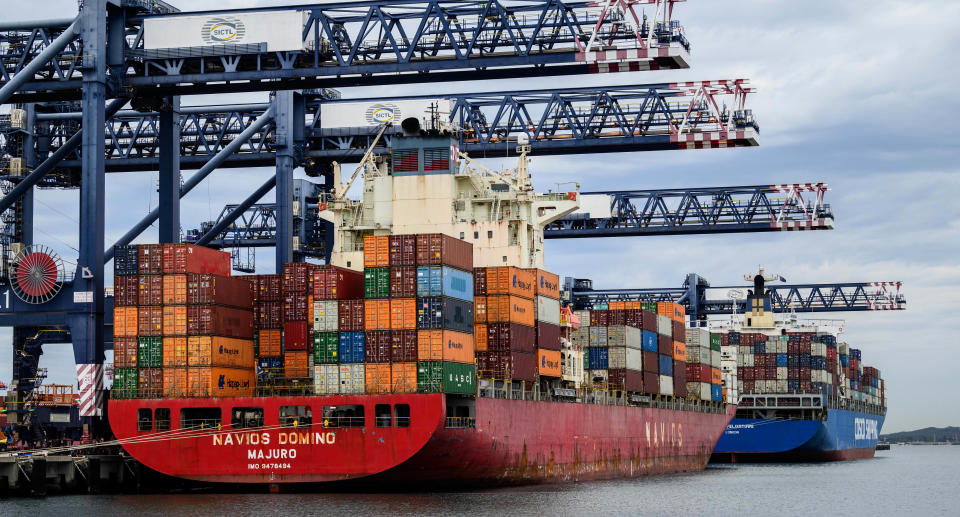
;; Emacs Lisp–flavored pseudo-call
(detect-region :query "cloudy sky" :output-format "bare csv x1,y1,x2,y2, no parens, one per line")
3,0,958,433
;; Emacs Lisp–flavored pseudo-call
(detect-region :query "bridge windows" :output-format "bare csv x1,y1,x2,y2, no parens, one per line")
180,407,222,429
155,408,171,431
322,405,365,428
231,407,264,429
137,408,152,432
375,404,392,427
280,405,312,428
395,404,411,428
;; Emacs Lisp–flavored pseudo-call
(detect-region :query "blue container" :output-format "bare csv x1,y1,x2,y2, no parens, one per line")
641,330,658,352
257,357,283,380
416,266,473,302
658,354,673,376
711,384,722,402
799,354,811,367
754,342,765,354
840,355,849,367
114,245,139,276
776,353,788,367
788,380,800,392
415,296,473,333
588,347,609,370
338,331,366,363
851,349,862,360
787,354,797,367
812,356,826,370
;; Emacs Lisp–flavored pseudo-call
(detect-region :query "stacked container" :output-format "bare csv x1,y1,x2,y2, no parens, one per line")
474,266,536,381
253,274,283,380
531,269,562,379
282,263,313,379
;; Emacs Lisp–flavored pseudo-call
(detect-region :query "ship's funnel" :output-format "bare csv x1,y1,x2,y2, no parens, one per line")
401,117,421,136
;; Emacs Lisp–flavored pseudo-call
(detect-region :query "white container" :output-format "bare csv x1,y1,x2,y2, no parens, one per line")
776,367,788,380
687,381,712,400
588,326,608,347
313,364,339,395
313,300,339,332
685,327,709,347
587,369,608,383
535,295,561,325
320,99,456,129
776,380,788,392
656,315,672,336
711,349,722,367
686,345,710,365
658,375,674,396
776,340,787,354
575,310,591,326
339,364,365,394
570,328,589,348
608,346,643,371
144,10,316,52
607,325,643,349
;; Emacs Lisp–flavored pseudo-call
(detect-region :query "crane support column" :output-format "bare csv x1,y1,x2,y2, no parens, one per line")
158,96,181,243
20,104,36,246
71,0,108,423
274,91,301,270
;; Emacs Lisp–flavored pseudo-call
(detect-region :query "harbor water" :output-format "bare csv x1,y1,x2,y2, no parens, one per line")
1,446,955,515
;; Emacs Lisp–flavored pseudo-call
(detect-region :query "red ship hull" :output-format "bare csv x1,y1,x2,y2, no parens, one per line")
109,395,734,486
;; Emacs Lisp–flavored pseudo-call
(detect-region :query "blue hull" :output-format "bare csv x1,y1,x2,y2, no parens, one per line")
711,408,885,462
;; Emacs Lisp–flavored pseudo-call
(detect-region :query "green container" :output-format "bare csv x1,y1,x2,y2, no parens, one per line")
593,303,609,310
364,267,390,299
313,332,339,363
417,361,476,395
641,302,658,313
137,336,163,368
709,333,722,351
583,351,591,370
112,367,138,399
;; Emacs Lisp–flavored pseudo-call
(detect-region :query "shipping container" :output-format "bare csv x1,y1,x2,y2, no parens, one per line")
138,244,163,275
534,296,560,325
162,305,187,336
138,367,163,398
687,382,712,401
536,322,561,351
608,326,643,349
608,346,644,371
283,321,309,351
414,330,473,363
258,329,282,356
389,234,417,266
339,332,366,363
643,371,659,394
114,245,139,276
313,265,363,300
588,326,608,347
363,235,390,267
283,262,312,292
162,244,230,276
162,337,187,367
256,301,283,330
114,337,139,367
114,275,139,306
473,296,487,323
313,300,339,332
588,347,609,370
642,351,659,374
473,324,488,352
659,375,675,396
114,307,138,337
162,367,189,398
187,367,255,397
673,341,686,361
391,330,418,362
187,274,253,308
138,274,163,306
365,363,391,394
338,364,366,394
416,296,473,334
187,306,254,338
641,330,657,352
313,364,340,395
138,307,163,336
485,295,533,327
389,266,417,298
137,337,163,368
186,336,254,368
527,268,560,299
364,299,391,331
283,291,310,322
390,298,417,330
641,310,657,332
338,300,365,331
656,314,672,336
313,332,339,363
609,369,643,391
537,349,562,377
258,357,284,380
415,233,473,272
391,362,418,393
416,265,473,301
473,267,487,296
486,323,535,354
285,350,310,378
658,334,672,355
476,350,536,381
364,267,391,299
484,266,535,299
256,274,282,301
364,330,392,363
162,274,187,305
417,361,475,394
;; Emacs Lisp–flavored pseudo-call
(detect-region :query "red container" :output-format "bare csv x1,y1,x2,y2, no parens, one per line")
765,366,776,380
800,366,811,381
743,380,756,393
114,275,139,306
641,310,657,331
138,368,163,398
625,309,642,329
477,351,536,381
138,307,163,336
364,330,391,363
138,244,163,275
162,244,231,276
257,274,282,301
187,306,254,338
642,351,659,373
658,334,672,355
672,320,685,340
338,300,365,331
256,301,283,330
673,359,686,383
799,342,811,355
686,364,711,382
415,233,473,272
589,310,608,327
487,323,535,353
283,263,312,293
138,275,163,306
788,366,799,379
673,376,688,398
313,265,363,300
283,292,310,322
187,274,253,308
390,330,418,362
608,310,625,326
390,266,417,298
643,371,659,394
473,267,487,296
608,369,643,391
283,321,309,351
536,322,561,351
389,235,417,266
114,337,138,367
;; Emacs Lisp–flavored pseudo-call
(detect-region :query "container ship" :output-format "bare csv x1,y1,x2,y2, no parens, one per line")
710,271,887,463
107,128,734,486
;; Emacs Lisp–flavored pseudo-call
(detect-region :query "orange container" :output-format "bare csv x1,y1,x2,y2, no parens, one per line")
113,307,138,337
473,324,488,352
527,268,560,299
391,362,417,393
485,267,535,299
673,341,686,361
417,330,475,363
537,349,561,377
390,298,416,330
363,235,390,267
138,306,163,336
162,305,187,336
187,367,254,397
365,363,391,394
284,350,309,378
673,303,686,322
162,337,188,367
473,296,487,323
162,274,187,305
364,299,390,330
486,295,535,326
162,367,188,397
609,301,625,310
258,329,282,356
625,301,644,310
711,367,722,384
657,301,686,322
187,336,255,368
